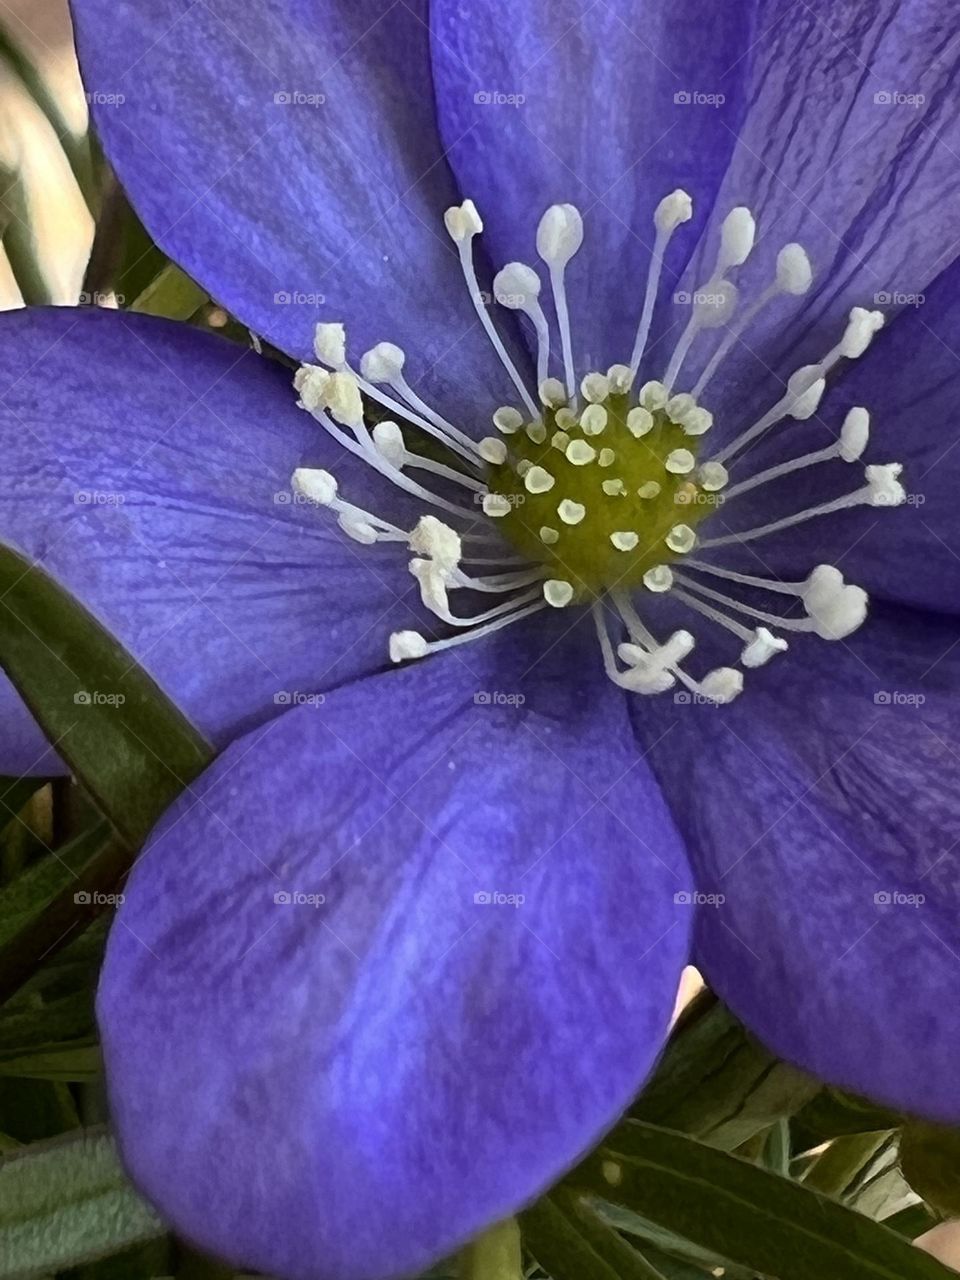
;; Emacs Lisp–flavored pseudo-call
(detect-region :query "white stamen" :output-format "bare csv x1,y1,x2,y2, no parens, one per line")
540,526,559,544
483,494,513,517
389,597,546,663
664,278,738,392
626,406,654,438
666,448,696,474
598,449,617,468
292,467,338,505
566,439,597,466
665,524,697,553
446,200,539,418
712,364,825,465
581,372,610,403
525,465,555,494
607,364,633,394
630,190,693,376
495,262,551,387
714,206,756,277
478,436,508,465
558,499,586,525
581,405,608,435
611,531,639,551
539,377,566,408
643,565,674,593
537,204,584,401
494,406,524,435
314,322,346,367
698,461,728,491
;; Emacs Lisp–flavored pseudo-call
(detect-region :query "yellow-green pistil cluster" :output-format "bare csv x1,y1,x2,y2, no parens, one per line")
485,387,719,598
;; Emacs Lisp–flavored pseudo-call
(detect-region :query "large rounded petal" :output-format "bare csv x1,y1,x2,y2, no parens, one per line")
631,601,960,1121
430,0,755,371
99,642,692,1280
676,0,960,421
0,307,421,775
70,0,520,422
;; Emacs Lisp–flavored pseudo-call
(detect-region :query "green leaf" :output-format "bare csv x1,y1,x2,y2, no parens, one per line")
0,823,128,1005
0,777,50,836
568,1120,959,1280
901,1122,960,1217
0,545,215,848
0,1128,163,1278
792,1086,904,1154
802,1131,895,1199
633,994,818,1149
131,262,208,320
522,1194,669,1280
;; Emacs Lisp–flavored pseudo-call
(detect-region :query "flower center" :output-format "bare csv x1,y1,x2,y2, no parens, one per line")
481,381,715,597
286,190,904,705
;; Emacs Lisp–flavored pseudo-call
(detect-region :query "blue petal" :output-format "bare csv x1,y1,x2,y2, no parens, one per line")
70,0,520,420
99,644,691,1280
0,307,418,775
430,0,756,371
676,0,960,421
632,601,960,1121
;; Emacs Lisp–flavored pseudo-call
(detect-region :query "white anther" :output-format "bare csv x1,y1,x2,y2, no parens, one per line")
602,478,626,495
313,322,346,367
544,579,575,607
494,262,541,308
581,405,608,435
516,459,533,477
802,564,845,612
478,437,508,465
840,307,884,359
808,582,868,640
626,406,654,438
292,467,337,505
776,244,812,295
540,526,559,544
558,499,586,525
339,515,378,544
655,189,693,233
741,627,788,668
643,565,674,592
566,440,597,466
639,381,668,410
698,461,728,492
555,407,577,429
699,667,743,704
694,278,738,328
786,365,826,419
637,480,661,499
666,393,697,423
718,207,756,272
665,524,697,554
525,465,555,494
360,342,406,383
551,431,571,451
390,630,429,662
536,204,584,266
607,364,633,394
526,422,547,444
409,515,462,571
840,407,870,462
682,407,713,436
865,462,905,506
494,406,524,435
294,364,330,413
581,372,610,403
598,448,616,468
372,420,406,467
540,378,566,408
666,448,696,474
482,494,512,517
410,558,450,613
324,370,364,428
611,531,639,551
443,199,483,243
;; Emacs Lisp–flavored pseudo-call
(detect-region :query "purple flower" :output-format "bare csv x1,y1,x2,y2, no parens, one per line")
1,1,959,1276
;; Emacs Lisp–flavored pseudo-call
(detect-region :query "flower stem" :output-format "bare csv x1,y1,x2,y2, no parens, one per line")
459,1217,523,1280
